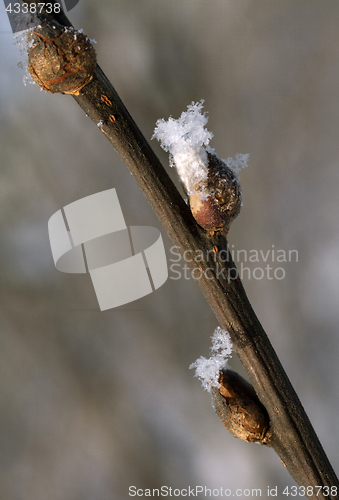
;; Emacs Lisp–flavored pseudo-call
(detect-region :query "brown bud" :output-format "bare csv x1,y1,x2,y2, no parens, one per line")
27,19,96,95
211,370,270,444
189,185,229,231
189,152,242,235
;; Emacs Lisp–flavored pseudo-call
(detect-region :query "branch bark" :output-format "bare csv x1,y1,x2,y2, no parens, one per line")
21,4,339,498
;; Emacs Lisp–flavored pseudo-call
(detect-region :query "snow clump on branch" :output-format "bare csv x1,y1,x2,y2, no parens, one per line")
152,100,213,194
190,326,233,393
152,101,249,234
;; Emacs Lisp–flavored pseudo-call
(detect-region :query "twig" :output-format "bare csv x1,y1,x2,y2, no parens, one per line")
20,4,339,498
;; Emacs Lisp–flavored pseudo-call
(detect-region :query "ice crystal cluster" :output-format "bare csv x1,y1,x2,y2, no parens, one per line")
152,101,212,193
190,326,233,393
13,30,36,86
152,100,249,194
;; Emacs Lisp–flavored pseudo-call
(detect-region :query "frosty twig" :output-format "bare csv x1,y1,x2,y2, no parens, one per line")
19,3,339,498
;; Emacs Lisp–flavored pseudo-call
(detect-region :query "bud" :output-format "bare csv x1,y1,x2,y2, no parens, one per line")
211,369,270,444
189,152,242,234
27,18,96,95
152,101,248,235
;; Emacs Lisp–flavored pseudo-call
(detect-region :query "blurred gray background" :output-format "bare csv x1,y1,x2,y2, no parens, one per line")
1,1,339,498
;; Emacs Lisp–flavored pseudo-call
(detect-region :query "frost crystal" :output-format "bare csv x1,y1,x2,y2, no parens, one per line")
225,153,250,175
13,30,35,87
152,100,213,193
189,327,233,393
153,101,249,195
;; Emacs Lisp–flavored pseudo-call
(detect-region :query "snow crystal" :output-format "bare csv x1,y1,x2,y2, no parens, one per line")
152,100,213,154
153,101,249,194
189,327,233,392
226,153,249,175
152,100,213,193
13,30,35,87
210,326,233,356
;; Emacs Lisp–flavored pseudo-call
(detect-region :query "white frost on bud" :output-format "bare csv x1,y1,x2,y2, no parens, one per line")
189,327,233,393
13,30,36,87
225,153,250,175
152,100,213,193
153,101,249,196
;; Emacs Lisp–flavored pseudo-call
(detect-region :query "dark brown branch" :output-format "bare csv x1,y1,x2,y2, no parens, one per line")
22,4,339,498
72,64,339,500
